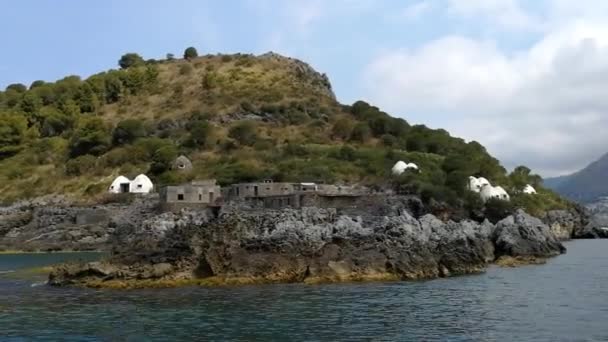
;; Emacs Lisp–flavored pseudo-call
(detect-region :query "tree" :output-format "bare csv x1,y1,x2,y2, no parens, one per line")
186,121,213,148
166,53,175,61
30,80,46,89
184,47,198,60
19,93,43,115
350,122,372,143
39,107,75,137
118,53,145,69
69,117,111,157
150,144,178,174
228,121,258,146
6,83,27,93
104,73,124,103
0,112,28,157
77,83,100,113
112,119,146,145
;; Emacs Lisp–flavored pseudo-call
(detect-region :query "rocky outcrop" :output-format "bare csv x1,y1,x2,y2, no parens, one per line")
577,199,608,238
48,200,566,288
0,195,158,252
542,208,588,240
494,210,566,258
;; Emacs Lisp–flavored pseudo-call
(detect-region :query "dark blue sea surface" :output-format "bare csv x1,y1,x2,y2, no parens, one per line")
1,241,607,341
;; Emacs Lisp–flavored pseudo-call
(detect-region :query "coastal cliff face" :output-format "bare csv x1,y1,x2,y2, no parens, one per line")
48,198,567,288
0,196,159,252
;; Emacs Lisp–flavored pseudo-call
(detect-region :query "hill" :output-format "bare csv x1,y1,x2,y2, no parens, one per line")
545,152,608,203
0,49,570,217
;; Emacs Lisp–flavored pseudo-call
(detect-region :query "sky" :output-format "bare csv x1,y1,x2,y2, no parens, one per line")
2,0,608,177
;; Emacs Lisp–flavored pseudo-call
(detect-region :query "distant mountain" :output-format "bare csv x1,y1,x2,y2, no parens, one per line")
545,152,608,203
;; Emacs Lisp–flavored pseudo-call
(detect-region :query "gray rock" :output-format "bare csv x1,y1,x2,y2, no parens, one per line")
494,210,566,258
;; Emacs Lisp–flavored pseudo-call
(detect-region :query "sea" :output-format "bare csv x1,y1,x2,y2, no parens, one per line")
1,241,607,341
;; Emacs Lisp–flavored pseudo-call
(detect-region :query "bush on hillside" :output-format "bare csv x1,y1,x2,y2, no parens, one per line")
118,53,145,69
228,121,258,146
112,119,146,146
65,155,97,176
184,47,198,60
69,117,111,157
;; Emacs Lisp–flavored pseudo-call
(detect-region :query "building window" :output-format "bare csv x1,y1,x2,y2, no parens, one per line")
199,194,202,201
178,194,184,201
137,185,142,188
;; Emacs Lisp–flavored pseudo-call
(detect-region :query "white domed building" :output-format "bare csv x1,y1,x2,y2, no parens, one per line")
523,184,537,195
480,185,510,202
109,175,131,194
391,161,419,175
130,174,154,194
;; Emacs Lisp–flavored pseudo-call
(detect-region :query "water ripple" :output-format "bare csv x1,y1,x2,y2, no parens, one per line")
1,241,608,341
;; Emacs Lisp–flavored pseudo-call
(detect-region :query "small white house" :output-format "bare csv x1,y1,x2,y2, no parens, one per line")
468,176,482,193
391,161,419,175
109,175,131,194
523,184,537,195
468,176,492,193
477,177,491,188
480,184,510,202
131,174,154,194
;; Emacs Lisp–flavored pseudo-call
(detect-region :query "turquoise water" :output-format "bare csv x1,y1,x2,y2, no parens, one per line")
1,241,608,341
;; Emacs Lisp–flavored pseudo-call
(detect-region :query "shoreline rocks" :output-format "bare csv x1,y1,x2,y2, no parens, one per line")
48,202,567,289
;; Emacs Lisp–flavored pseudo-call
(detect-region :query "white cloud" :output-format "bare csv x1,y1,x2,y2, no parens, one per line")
446,0,543,31
363,22,608,176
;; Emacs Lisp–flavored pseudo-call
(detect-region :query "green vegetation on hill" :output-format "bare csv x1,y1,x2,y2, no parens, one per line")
0,49,570,217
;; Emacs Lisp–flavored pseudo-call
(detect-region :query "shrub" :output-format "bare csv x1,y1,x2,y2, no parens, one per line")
112,119,146,145
331,118,353,140
484,198,515,223
228,121,258,146
350,123,372,143
179,63,193,76
65,155,97,176
150,144,178,174
335,146,356,161
381,134,397,147
185,121,213,148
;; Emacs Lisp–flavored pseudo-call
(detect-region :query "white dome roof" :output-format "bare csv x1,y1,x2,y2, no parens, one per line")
392,161,408,175
131,174,154,193
523,184,537,194
480,185,510,202
477,177,491,186
109,175,131,193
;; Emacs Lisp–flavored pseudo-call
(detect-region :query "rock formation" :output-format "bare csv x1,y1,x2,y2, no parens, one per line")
48,198,567,288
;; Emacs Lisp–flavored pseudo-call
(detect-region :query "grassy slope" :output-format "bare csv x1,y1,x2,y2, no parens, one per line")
0,52,571,216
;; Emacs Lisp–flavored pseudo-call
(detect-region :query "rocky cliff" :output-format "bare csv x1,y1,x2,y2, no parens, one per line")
48,198,567,288
0,196,159,252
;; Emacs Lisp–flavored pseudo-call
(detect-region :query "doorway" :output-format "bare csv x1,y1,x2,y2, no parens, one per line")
120,183,130,193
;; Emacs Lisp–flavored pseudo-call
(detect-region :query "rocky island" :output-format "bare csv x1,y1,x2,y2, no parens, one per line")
0,49,597,288
42,193,573,288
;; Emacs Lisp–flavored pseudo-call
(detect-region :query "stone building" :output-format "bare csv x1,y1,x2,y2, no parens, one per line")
172,155,193,172
223,180,367,210
159,180,221,212
223,180,297,199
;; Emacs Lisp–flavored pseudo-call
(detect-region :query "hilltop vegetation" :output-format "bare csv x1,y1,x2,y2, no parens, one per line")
0,48,570,217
